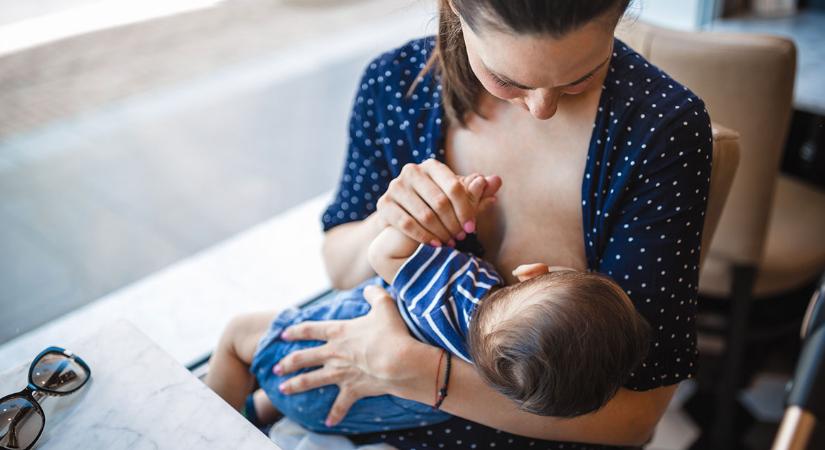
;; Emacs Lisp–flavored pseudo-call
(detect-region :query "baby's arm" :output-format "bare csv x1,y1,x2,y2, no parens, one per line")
368,226,420,283
368,174,500,284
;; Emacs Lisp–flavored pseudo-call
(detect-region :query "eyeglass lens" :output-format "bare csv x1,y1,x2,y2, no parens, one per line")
31,353,88,394
0,396,44,449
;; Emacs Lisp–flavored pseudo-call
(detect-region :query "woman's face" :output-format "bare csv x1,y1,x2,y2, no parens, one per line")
460,15,616,120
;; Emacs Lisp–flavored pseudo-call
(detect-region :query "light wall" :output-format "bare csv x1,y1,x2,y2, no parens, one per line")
635,0,720,30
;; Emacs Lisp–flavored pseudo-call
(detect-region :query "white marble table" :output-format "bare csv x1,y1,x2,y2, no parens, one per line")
0,320,279,450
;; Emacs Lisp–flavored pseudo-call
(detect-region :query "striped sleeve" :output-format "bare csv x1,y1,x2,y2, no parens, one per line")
391,245,503,362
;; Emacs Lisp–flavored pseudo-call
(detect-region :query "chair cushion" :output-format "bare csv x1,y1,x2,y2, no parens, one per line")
700,175,825,297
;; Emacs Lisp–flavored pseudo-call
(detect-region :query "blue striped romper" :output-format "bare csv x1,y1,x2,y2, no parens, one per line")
250,244,503,434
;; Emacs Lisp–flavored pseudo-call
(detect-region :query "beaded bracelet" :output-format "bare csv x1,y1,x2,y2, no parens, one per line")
433,350,452,409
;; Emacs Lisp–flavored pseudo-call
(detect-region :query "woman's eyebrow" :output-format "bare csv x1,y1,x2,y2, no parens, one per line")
486,54,611,90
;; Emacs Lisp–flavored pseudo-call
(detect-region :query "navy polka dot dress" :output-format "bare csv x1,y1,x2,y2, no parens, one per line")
323,37,713,450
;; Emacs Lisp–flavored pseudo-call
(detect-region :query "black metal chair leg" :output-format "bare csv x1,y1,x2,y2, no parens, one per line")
710,265,757,450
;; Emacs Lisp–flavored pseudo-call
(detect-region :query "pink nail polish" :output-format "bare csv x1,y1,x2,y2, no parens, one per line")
279,383,287,393
448,239,456,248
280,331,289,340
463,220,476,234
273,365,282,375
456,231,467,241
325,419,333,427
429,240,441,247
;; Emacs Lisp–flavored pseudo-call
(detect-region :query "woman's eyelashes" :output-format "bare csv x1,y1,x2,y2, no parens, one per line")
490,73,514,89
562,73,596,94
489,71,595,93
574,73,596,85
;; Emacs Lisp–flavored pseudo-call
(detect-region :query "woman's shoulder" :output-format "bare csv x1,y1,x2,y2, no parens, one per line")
596,38,712,174
357,36,439,103
344,37,444,178
367,36,436,71
606,38,707,126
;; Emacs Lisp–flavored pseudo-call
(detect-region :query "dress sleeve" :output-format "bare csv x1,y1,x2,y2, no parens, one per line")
391,245,503,362
321,59,392,232
598,103,713,390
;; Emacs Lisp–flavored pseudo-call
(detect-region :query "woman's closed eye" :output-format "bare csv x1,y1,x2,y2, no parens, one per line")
490,71,595,92
561,73,596,95
568,72,595,86
490,72,516,89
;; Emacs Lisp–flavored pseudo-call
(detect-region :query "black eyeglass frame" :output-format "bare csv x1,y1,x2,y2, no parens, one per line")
0,346,91,450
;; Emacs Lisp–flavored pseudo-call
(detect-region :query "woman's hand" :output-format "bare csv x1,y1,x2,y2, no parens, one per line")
273,285,427,427
376,159,500,246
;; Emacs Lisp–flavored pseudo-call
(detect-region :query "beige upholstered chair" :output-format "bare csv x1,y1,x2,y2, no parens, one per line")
617,20,825,449
703,125,740,269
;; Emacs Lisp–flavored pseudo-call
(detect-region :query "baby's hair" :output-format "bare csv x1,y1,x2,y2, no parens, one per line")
467,270,650,417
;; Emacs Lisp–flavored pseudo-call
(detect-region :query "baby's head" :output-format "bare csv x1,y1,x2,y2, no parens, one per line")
467,270,650,418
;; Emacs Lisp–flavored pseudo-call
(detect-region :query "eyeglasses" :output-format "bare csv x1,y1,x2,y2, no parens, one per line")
0,347,91,450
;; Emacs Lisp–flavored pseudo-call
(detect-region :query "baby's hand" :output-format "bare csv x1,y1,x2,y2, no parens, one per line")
460,173,502,217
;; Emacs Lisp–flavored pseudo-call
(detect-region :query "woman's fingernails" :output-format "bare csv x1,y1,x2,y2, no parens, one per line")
273,365,282,375
463,220,476,234
429,240,441,247
278,383,287,393
456,231,467,241
280,331,289,340
448,239,456,248
325,419,334,427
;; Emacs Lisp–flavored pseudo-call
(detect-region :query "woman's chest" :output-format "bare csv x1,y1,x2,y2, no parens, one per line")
443,102,595,280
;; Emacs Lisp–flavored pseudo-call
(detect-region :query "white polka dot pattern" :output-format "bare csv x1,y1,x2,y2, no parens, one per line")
326,37,712,450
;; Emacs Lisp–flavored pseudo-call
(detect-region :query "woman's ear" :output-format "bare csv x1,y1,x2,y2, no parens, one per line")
512,263,551,282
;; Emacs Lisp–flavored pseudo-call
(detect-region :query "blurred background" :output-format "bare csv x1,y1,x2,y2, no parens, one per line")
1,1,824,449
0,0,437,342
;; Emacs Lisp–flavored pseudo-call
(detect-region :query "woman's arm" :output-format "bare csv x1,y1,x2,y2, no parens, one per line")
276,286,675,446
391,336,675,446
322,212,385,290
367,226,421,284
322,53,473,288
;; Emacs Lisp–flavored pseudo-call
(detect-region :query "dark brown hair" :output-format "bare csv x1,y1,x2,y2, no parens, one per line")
467,271,650,417
421,0,632,125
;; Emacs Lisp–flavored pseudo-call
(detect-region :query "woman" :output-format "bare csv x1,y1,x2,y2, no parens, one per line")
272,0,712,448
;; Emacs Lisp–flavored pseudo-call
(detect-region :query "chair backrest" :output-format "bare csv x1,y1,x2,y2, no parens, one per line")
616,20,796,267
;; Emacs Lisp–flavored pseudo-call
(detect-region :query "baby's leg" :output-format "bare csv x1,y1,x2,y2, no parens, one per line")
252,388,281,424
205,311,277,410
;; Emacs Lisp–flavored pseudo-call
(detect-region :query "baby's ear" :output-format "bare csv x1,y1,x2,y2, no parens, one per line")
512,263,551,282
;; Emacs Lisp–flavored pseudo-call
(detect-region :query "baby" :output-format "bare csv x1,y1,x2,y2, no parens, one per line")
206,174,650,434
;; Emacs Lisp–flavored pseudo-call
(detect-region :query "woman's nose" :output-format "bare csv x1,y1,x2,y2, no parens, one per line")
524,90,560,120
